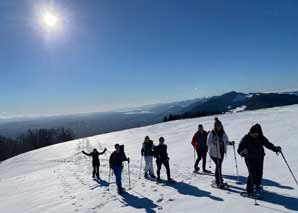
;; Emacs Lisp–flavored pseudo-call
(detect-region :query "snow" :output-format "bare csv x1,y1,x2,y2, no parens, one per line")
228,105,247,113
1,105,298,213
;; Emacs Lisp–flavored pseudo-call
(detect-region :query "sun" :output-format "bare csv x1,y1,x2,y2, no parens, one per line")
42,11,59,30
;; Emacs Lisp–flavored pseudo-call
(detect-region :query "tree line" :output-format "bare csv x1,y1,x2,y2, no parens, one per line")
163,111,223,122
0,128,74,161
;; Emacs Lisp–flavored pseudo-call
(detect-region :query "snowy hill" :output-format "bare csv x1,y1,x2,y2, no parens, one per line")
0,105,298,213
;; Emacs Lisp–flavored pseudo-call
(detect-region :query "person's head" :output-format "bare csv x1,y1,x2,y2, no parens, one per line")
115,144,120,153
250,124,263,139
93,148,97,153
214,117,223,132
144,136,150,142
159,137,165,145
198,124,204,132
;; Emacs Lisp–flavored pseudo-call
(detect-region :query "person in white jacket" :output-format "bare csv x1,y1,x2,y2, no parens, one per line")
207,117,234,188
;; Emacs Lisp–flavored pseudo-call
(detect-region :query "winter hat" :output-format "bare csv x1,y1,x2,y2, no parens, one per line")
250,124,263,136
214,117,223,128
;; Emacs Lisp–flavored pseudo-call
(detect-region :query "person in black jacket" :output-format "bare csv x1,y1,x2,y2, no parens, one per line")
109,144,130,194
238,124,281,194
154,137,174,183
82,148,107,179
141,136,156,179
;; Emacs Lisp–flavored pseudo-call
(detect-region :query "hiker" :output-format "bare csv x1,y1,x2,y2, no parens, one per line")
191,124,211,173
207,117,234,188
141,136,156,179
109,144,130,194
154,137,175,183
82,148,107,179
238,124,281,195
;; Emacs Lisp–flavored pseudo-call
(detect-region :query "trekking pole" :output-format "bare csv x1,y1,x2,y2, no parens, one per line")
232,143,240,183
108,167,111,191
193,148,196,167
246,159,259,206
209,157,212,170
280,151,298,186
128,161,131,190
138,156,143,179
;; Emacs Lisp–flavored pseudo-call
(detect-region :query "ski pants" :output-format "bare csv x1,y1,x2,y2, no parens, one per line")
194,149,207,170
144,155,155,175
92,163,100,179
211,157,224,184
113,166,123,190
245,157,264,193
156,158,171,180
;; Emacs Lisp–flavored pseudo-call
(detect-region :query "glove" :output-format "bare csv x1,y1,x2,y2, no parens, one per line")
275,146,282,153
229,141,235,145
104,148,107,151
240,149,248,157
127,157,130,164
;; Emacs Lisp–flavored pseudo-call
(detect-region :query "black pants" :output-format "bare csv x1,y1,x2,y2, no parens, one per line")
211,157,224,184
245,157,264,193
194,149,207,170
92,163,100,178
156,159,171,180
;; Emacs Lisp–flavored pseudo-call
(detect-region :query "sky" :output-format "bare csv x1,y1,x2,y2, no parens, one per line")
1,0,298,118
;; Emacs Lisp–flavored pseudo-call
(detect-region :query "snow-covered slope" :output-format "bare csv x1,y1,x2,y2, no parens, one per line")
1,105,298,213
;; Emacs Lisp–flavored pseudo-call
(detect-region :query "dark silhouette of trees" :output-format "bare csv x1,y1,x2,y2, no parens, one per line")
0,128,74,161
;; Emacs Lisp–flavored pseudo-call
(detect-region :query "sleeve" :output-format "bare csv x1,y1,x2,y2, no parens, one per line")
109,153,114,167
262,137,277,152
191,133,197,147
207,132,213,147
98,149,107,155
223,132,230,145
237,136,248,156
82,151,92,156
141,143,145,155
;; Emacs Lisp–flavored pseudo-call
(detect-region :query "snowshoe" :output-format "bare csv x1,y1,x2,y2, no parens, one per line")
211,180,229,189
203,169,211,174
167,178,176,184
240,192,263,200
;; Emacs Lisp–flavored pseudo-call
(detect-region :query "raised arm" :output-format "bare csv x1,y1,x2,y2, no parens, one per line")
98,148,107,155
82,151,92,156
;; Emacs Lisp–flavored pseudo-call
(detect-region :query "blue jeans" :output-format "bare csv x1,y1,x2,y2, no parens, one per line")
113,166,123,190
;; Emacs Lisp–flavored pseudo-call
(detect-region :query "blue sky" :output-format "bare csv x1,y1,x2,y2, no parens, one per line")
1,0,298,117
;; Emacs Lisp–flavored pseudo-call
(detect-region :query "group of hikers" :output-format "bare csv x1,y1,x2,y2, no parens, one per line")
82,117,282,196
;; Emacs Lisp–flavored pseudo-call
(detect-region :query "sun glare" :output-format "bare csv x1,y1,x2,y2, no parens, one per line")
42,11,59,30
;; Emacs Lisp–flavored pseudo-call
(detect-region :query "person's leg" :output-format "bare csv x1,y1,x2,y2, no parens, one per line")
92,163,96,178
218,158,224,184
163,159,171,180
202,151,207,171
96,164,100,179
194,150,202,171
255,157,264,189
144,156,150,174
211,157,220,184
156,160,162,180
148,156,155,177
245,159,254,193
114,166,123,191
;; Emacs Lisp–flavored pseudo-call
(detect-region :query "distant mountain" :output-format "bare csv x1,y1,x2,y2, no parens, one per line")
181,91,298,117
282,91,298,96
1,91,298,140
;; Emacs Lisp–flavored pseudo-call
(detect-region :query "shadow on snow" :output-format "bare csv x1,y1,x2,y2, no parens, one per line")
120,192,159,213
164,181,224,201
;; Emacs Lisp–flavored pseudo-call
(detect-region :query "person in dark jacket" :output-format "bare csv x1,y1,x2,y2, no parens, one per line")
141,136,156,179
109,144,130,194
154,137,175,183
82,148,107,179
238,124,281,195
192,124,210,173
